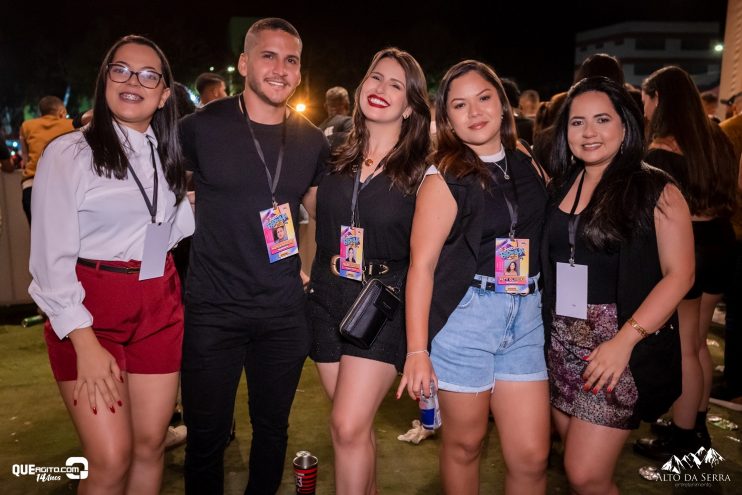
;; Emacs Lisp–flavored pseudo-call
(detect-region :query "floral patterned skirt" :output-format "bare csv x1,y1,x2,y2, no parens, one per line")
548,304,640,430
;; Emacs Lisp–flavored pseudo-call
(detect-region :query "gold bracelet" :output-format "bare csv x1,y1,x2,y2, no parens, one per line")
627,317,649,339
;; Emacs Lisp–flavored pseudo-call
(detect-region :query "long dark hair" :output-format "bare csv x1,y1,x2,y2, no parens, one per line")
550,77,655,250
642,66,737,217
432,60,517,186
83,35,186,202
332,47,431,194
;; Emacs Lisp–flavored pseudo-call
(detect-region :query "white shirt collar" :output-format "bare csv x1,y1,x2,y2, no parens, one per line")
113,121,158,155
479,147,506,163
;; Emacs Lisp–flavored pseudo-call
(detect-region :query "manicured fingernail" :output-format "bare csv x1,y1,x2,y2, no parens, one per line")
109,406,116,414
583,383,590,391
582,355,590,361
592,387,599,395
73,399,77,407
607,387,613,393
92,407,97,415
117,400,123,407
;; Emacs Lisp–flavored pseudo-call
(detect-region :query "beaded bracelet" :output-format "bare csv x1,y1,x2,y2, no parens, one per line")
406,350,430,358
627,317,649,339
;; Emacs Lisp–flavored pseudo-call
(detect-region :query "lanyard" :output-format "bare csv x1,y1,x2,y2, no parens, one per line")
350,160,384,227
127,138,158,224
489,156,519,239
567,170,587,266
239,94,287,208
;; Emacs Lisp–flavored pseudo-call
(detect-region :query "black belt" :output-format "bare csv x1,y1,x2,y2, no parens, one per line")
77,258,140,274
329,255,407,277
470,276,537,294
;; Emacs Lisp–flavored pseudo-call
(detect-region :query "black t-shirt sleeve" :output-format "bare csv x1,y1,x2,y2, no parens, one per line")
311,136,330,187
179,114,198,173
0,143,10,160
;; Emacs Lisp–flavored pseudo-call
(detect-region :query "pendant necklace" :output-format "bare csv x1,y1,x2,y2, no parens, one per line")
493,157,510,180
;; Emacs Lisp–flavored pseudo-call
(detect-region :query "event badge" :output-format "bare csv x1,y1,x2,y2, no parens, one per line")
556,262,588,319
139,222,172,281
494,237,530,294
259,203,298,263
339,225,364,281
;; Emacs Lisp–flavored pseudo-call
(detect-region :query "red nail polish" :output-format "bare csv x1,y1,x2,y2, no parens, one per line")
582,355,589,361
92,407,97,415
592,387,599,395
73,399,77,407
117,400,123,407
583,384,590,391
109,406,116,414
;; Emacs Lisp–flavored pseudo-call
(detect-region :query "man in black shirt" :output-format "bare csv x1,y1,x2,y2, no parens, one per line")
179,18,328,494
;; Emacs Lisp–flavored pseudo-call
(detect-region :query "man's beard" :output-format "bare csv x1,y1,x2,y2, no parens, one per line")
247,73,295,108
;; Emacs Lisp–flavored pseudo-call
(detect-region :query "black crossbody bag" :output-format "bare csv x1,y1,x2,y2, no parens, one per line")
339,278,400,349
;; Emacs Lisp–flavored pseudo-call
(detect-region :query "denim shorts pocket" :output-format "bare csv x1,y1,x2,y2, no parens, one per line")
456,287,477,309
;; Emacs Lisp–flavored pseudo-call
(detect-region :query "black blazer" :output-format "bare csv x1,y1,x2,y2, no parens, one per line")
540,163,682,422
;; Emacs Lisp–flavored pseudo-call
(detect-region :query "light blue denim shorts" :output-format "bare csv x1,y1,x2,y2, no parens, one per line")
431,276,548,393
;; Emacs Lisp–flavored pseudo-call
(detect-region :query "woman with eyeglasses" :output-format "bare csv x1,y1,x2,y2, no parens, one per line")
29,35,193,494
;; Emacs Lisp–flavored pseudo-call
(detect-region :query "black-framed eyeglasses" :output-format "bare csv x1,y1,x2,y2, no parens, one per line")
107,63,163,89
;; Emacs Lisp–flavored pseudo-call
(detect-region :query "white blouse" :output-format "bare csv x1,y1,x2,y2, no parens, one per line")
28,124,195,339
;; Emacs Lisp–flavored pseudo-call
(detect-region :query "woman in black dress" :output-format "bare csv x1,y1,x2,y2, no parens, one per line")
307,47,430,494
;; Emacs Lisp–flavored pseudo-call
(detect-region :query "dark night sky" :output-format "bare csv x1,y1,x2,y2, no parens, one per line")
0,0,729,125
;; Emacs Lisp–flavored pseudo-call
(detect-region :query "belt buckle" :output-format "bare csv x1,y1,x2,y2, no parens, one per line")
370,263,390,277
330,255,341,276
125,267,139,275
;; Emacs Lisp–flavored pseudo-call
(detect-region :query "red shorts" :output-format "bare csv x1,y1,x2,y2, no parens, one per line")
45,255,184,381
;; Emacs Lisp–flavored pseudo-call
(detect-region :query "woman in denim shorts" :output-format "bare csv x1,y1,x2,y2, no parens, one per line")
398,60,550,494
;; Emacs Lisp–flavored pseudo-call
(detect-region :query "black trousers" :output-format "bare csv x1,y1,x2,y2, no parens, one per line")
181,305,311,494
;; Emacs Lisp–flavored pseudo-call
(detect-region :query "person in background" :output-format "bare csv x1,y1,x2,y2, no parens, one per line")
701,92,721,124
519,89,540,120
29,34,194,494
635,66,738,459
502,77,534,143
19,95,74,223
319,86,353,152
195,72,228,106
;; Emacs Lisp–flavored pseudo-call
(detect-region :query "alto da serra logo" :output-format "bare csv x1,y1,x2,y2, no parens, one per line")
661,447,725,474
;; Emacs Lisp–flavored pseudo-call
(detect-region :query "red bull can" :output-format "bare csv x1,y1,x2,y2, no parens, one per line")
293,450,318,494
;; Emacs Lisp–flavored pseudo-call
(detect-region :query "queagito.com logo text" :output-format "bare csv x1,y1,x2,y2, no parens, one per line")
11,456,88,483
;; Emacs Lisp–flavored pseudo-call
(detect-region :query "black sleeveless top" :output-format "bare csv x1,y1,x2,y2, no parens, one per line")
478,154,548,276
315,171,414,261
547,208,619,304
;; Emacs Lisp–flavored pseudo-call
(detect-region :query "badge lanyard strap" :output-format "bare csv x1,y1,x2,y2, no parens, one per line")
239,94,287,208
567,169,587,266
350,160,384,228
127,138,159,224
490,156,519,240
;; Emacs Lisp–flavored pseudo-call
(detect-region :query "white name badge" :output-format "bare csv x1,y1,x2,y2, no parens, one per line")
139,222,172,281
556,262,588,320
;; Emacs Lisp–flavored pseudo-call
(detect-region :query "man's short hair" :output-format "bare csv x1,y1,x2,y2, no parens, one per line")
38,96,65,116
244,17,301,53
195,72,226,96
325,86,349,108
